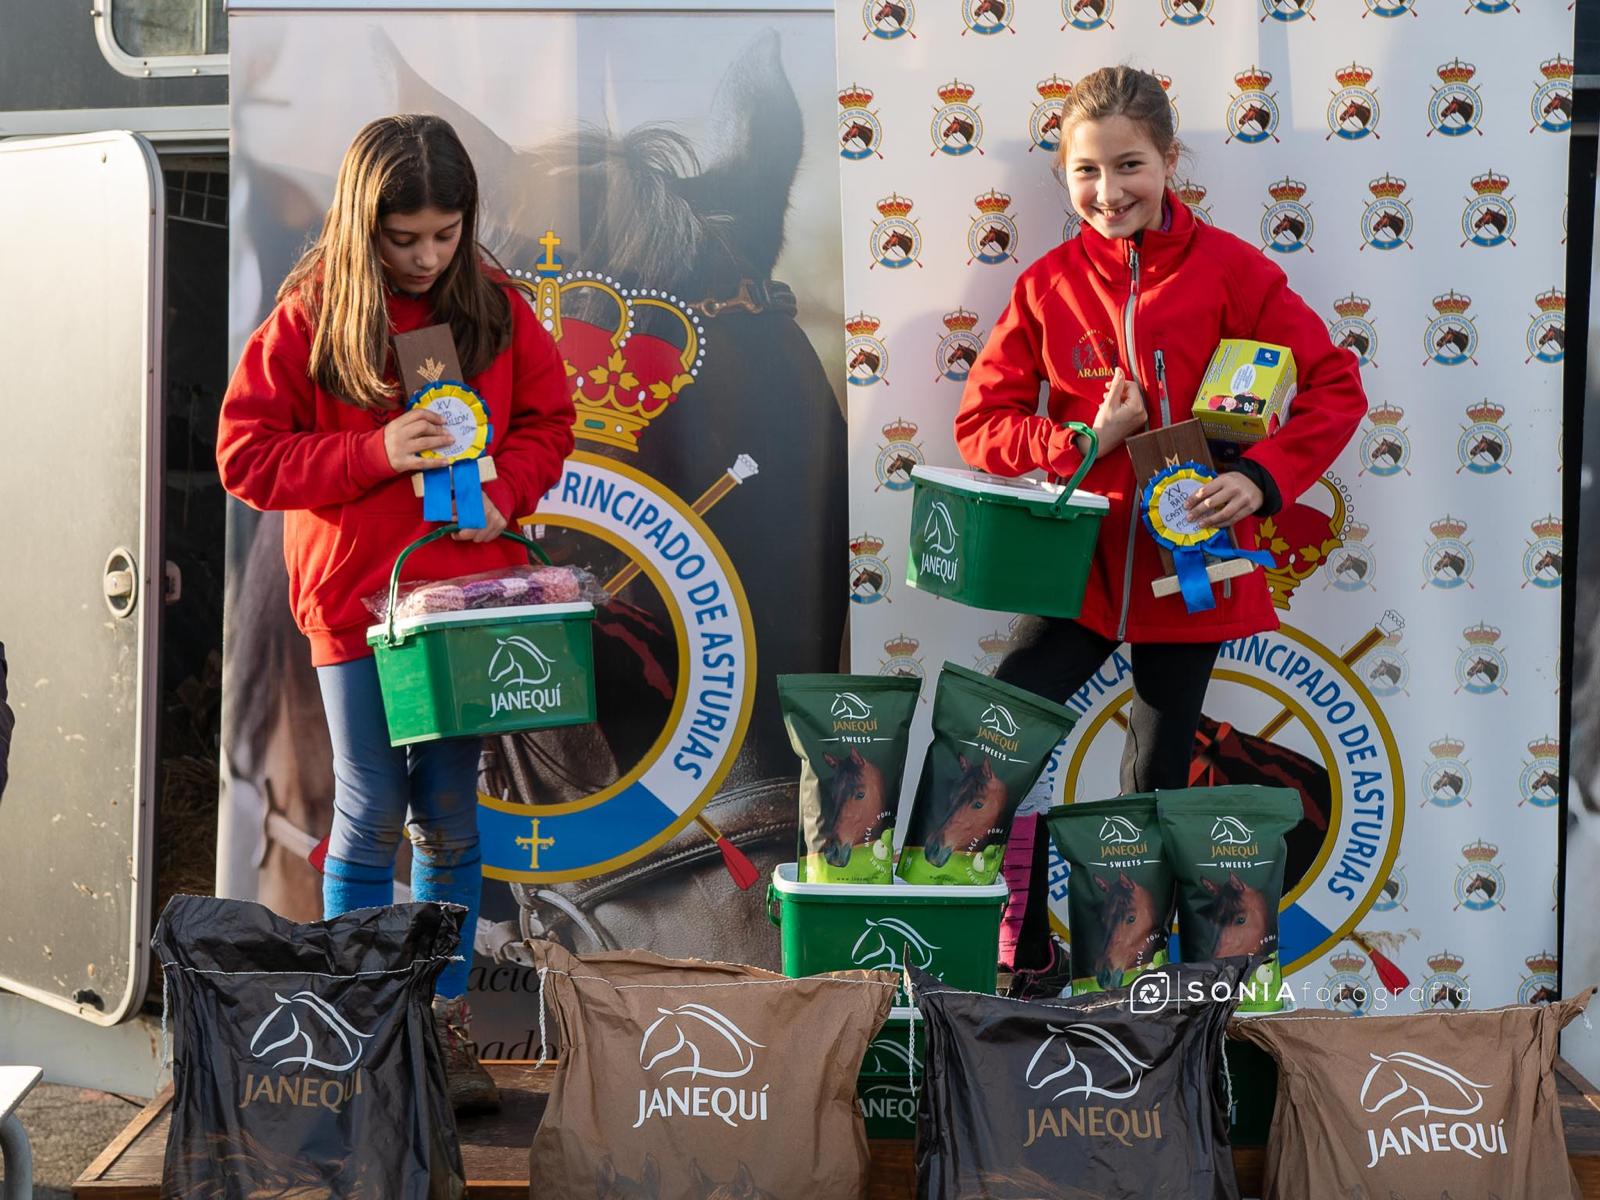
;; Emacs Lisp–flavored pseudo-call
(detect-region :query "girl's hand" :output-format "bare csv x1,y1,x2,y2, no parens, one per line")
452,495,508,543
1187,470,1264,530
384,409,456,473
1087,367,1147,456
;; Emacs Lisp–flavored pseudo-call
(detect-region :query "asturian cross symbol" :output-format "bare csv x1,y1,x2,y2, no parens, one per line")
516,819,557,870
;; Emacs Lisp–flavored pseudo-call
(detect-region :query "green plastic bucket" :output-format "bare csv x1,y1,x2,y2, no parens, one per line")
367,525,597,746
856,1006,923,1139
766,862,1007,1006
905,432,1108,618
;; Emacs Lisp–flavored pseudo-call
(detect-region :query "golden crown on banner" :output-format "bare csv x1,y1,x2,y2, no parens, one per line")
1429,515,1468,540
1536,288,1567,313
1463,622,1501,646
1462,839,1499,862
839,83,875,109
1368,403,1404,426
1328,952,1366,974
1466,399,1505,424
1335,294,1373,320
1268,177,1308,203
882,417,919,441
1427,951,1465,974
1429,735,1467,760
1368,173,1407,199
1542,54,1575,82
978,630,1013,656
1235,66,1272,92
1526,951,1560,975
1437,58,1477,85
1530,515,1563,540
1344,521,1370,543
1175,180,1208,207
1336,62,1375,89
846,312,883,337
850,532,886,557
937,79,977,105
1432,290,1472,315
877,193,915,219
1037,74,1073,101
884,633,921,658
974,190,1013,214
1527,735,1561,759
1470,170,1510,195
942,308,980,332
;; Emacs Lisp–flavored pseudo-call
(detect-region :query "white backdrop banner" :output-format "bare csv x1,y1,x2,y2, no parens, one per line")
838,0,1574,1013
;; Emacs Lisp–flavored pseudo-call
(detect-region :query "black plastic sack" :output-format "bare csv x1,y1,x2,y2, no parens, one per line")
911,957,1253,1200
152,896,466,1200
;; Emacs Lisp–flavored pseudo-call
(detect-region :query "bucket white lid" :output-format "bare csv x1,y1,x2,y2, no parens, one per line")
910,464,1110,512
772,861,1009,899
369,599,595,638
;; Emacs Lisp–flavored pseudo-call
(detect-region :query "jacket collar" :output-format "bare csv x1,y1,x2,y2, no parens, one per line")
1076,188,1198,288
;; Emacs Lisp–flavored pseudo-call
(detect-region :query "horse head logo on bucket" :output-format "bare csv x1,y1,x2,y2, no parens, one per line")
486,635,564,717
851,917,940,972
634,1003,771,1129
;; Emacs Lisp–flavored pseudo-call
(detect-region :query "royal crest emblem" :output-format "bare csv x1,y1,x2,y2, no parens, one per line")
1429,59,1484,138
1422,736,1472,809
1359,173,1412,251
1457,399,1510,475
1455,623,1507,697
1526,288,1566,364
1421,951,1471,1010
1372,863,1409,912
1453,840,1506,911
1030,75,1072,154
1461,170,1515,247
1519,736,1560,808
1327,62,1380,140
849,533,892,606
974,628,1015,677
1261,177,1313,254
1423,515,1473,591
1519,951,1560,1005
879,633,926,685
1060,0,1114,31
1160,0,1214,26
1227,66,1280,144
968,190,1018,265
1323,952,1374,1015
875,419,924,492
1174,179,1212,226
1522,516,1563,591
1332,296,1380,375
936,309,985,383
962,0,1016,35
931,79,984,157
1424,291,1477,367
870,194,922,271
1364,623,1410,699
1531,55,1574,134
838,84,884,162
1325,521,1376,593
862,0,916,40
845,312,890,387
1262,0,1315,20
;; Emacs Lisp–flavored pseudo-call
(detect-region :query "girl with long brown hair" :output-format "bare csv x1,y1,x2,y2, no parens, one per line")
217,114,575,1110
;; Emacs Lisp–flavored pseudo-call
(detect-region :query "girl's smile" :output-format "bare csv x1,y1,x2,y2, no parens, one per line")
1061,114,1177,240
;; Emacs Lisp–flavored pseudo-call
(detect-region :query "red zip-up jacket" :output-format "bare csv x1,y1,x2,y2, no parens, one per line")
955,190,1365,644
217,278,576,666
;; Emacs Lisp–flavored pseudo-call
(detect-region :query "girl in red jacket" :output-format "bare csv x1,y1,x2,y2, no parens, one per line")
955,67,1365,973
217,115,575,1110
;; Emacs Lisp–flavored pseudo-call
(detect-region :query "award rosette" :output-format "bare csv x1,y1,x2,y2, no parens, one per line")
1140,460,1274,613
407,378,493,528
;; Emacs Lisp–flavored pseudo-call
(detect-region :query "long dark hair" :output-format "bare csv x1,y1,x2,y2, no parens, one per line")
281,114,512,409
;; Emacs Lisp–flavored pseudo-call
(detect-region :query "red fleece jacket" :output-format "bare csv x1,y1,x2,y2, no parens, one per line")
217,280,576,666
955,190,1366,643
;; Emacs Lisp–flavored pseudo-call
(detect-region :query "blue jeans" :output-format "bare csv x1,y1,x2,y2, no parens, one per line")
316,656,481,999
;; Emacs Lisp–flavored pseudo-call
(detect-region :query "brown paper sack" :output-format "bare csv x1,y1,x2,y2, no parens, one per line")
527,942,896,1200
1230,988,1595,1200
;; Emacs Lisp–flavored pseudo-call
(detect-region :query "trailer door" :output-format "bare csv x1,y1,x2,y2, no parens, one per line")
0,130,164,1024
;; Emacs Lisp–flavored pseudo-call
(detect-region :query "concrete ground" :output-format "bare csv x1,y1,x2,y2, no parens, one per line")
2,1084,142,1199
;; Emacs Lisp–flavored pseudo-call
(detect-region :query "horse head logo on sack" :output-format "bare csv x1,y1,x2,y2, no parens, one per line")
831,692,874,721
249,990,376,1073
1359,1051,1491,1120
850,917,940,972
1100,815,1143,845
488,635,556,687
1025,1023,1151,1101
1210,816,1255,845
923,501,959,556
639,1003,765,1081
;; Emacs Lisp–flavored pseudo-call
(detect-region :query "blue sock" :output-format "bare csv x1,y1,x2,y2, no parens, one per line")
323,856,393,918
410,851,482,1000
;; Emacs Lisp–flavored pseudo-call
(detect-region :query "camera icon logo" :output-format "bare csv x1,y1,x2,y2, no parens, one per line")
1128,972,1172,1015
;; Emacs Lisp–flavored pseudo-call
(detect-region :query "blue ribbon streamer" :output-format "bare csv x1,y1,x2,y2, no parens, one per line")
452,458,486,529
421,467,455,523
1141,460,1277,614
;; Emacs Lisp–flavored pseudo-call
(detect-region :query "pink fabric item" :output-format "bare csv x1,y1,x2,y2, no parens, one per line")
997,813,1037,971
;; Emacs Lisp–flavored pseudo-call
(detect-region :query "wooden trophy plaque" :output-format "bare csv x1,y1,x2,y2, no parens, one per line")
392,324,497,497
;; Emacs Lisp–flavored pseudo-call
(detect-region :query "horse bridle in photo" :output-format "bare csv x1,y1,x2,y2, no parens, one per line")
689,277,798,320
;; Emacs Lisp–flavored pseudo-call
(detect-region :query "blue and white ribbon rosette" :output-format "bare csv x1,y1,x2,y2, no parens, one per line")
1140,460,1275,613
406,379,492,528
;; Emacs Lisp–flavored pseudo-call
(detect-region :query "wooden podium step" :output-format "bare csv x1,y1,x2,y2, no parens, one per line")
74,1058,1600,1198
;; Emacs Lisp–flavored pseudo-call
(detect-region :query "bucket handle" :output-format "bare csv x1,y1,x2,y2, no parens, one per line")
1050,422,1098,515
764,882,782,928
382,523,552,647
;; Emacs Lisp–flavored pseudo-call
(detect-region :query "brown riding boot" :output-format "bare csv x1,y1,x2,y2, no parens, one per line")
432,994,501,1114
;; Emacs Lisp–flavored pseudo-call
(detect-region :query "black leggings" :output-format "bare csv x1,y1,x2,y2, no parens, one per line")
995,617,1221,794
